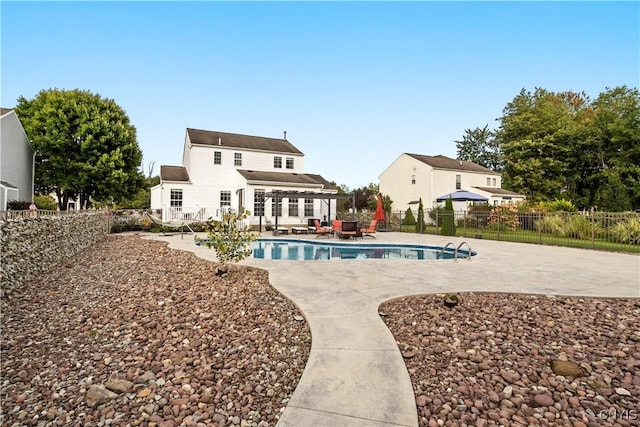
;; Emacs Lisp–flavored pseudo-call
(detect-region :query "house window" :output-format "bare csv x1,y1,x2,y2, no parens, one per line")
274,156,282,168
170,189,183,208
214,151,222,165
286,157,294,169
220,191,231,207
411,174,416,185
487,177,491,186
304,198,314,216
254,190,265,216
456,175,461,190
289,198,299,217
492,178,497,186
234,153,242,166
271,190,283,216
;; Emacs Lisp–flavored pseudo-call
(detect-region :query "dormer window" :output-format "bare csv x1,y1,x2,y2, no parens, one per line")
274,156,282,168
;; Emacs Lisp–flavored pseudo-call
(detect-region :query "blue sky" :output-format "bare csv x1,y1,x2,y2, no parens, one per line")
2,1,638,189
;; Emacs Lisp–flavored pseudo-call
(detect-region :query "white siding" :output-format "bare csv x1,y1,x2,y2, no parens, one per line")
0,111,33,208
379,154,432,210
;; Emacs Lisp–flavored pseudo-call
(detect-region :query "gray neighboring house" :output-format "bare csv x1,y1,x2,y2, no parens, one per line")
1,108,34,210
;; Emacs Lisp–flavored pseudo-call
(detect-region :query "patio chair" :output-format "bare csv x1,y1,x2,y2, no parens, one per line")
338,220,358,239
331,219,343,236
313,219,332,238
361,220,378,238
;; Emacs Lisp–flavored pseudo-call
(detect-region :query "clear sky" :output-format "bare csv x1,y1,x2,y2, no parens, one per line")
2,1,638,189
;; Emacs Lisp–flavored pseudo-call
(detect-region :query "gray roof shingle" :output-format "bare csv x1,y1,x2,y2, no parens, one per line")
406,154,499,175
187,128,303,155
237,170,334,189
472,186,525,197
160,165,190,182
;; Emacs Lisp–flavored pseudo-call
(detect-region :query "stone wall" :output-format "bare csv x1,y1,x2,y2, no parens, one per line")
0,212,110,297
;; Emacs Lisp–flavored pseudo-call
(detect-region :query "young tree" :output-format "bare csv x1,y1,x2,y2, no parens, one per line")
202,208,257,275
441,198,457,236
415,198,426,233
15,89,145,209
455,124,502,171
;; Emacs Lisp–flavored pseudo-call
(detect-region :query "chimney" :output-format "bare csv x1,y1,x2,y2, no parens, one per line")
283,131,287,140
218,137,221,145
459,160,463,166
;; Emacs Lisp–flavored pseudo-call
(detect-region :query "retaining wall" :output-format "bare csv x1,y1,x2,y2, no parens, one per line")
0,212,110,297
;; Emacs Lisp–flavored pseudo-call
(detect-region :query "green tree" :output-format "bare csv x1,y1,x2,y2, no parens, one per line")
455,124,502,171
593,172,632,212
441,198,456,236
403,208,416,225
415,198,426,233
496,88,590,202
15,89,145,209
33,194,57,210
202,208,257,275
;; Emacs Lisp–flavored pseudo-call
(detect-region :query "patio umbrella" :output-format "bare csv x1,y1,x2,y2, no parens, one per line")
436,190,488,202
374,193,385,221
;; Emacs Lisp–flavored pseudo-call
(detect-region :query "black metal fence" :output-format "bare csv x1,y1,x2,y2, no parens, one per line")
391,208,640,253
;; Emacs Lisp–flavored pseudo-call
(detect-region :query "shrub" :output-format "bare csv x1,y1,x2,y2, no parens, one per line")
7,200,31,210
202,208,257,274
34,194,57,210
609,217,640,244
415,199,426,233
488,205,520,231
441,198,456,236
402,208,416,225
535,215,565,235
564,215,597,239
428,206,445,226
541,199,577,213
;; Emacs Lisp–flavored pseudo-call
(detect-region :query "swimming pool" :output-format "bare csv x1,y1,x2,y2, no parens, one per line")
248,239,475,260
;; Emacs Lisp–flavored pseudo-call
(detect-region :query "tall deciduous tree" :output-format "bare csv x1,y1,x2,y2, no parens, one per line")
455,124,502,171
496,88,591,203
15,89,145,209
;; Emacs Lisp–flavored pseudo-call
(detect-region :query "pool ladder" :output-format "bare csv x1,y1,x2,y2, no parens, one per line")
438,241,472,261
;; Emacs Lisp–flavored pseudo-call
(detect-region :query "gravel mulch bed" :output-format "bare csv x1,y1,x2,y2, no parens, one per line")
380,293,640,427
1,235,311,427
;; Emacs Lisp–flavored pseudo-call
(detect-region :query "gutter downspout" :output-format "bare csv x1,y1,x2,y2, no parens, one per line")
31,150,36,201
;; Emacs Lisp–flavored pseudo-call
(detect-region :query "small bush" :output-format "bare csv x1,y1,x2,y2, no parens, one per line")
535,215,565,235
540,199,577,213
415,199,426,233
428,206,445,226
609,217,640,244
7,200,31,210
34,194,57,210
441,198,456,236
564,215,597,239
488,205,520,231
402,208,416,225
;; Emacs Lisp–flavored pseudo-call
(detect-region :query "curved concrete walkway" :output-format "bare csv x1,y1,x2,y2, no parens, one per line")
146,232,639,427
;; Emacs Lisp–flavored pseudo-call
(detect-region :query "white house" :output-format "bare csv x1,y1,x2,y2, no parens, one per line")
379,153,525,212
0,108,34,211
150,128,339,227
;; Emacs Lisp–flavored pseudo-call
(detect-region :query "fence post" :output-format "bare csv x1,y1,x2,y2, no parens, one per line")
463,210,467,237
497,212,500,241
538,212,542,245
591,207,596,250
435,209,438,236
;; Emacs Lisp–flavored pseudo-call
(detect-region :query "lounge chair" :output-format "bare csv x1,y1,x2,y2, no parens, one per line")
144,211,195,238
361,220,378,238
313,219,332,238
331,219,342,236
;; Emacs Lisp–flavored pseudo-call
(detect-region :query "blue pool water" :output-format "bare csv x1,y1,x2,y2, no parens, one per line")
248,239,475,260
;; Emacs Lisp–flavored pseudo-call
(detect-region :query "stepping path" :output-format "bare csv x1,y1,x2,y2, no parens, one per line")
148,232,640,427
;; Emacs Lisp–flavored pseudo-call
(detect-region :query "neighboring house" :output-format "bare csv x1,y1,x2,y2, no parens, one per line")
150,128,338,226
0,108,34,211
379,153,525,212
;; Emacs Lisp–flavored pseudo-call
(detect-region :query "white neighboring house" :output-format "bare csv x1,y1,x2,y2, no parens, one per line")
150,128,338,226
379,153,525,212
0,108,34,211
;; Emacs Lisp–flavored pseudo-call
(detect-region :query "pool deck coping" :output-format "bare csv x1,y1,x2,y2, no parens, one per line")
144,231,639,427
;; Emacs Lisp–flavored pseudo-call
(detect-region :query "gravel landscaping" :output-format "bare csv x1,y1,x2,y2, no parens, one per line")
1,235,311,426
380,294,640,427
2,234,639,427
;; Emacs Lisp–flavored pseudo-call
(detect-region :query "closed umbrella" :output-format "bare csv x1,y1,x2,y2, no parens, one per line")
374,193,385,222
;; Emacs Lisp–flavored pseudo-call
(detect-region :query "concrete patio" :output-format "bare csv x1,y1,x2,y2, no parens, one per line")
146,231,639,427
